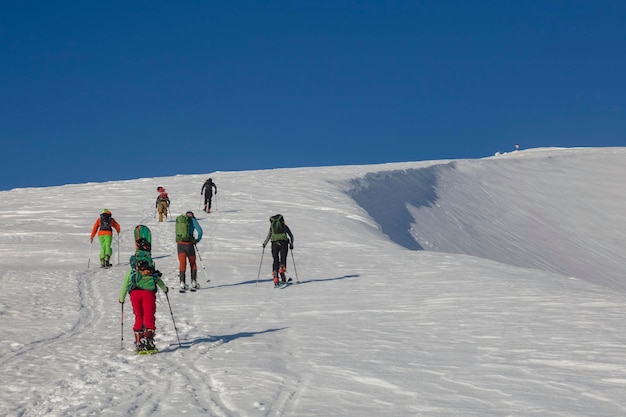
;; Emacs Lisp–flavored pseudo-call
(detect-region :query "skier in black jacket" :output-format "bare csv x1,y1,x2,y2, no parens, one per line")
201,178,218,213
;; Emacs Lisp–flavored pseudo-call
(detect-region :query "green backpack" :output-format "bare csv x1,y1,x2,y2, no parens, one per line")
175,214,193,242
270,214,287,241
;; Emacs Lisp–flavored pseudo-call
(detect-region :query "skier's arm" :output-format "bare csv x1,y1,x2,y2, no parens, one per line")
155,276,168,293
262,229,271,247
112,219,121,234
192,218,203,242
286,226,294,248
119,270,132,303
213,183,217,194
90,219,100,241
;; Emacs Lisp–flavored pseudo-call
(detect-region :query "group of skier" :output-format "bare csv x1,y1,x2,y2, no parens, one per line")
89,178,295,353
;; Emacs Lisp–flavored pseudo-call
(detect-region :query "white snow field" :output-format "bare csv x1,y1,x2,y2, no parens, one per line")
1,147,626,417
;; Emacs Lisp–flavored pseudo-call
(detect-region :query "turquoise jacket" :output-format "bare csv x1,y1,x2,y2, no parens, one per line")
190,217,203,242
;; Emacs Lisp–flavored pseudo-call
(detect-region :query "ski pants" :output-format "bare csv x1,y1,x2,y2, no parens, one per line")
130,289,157,332
157,201,168,222
98,234,113,260
177,242,197,272
203,193,213,210
271,240,289,274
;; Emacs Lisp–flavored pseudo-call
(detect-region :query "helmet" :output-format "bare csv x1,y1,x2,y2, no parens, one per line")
186,211,195,218
102,208,110,214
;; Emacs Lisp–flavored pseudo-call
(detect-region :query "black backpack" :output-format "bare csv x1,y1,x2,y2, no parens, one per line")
100,212,112,231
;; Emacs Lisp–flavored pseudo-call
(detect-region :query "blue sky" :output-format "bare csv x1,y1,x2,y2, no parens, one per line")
2,1,625,190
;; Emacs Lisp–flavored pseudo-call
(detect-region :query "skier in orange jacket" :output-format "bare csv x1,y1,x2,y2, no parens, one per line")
90,209,121,267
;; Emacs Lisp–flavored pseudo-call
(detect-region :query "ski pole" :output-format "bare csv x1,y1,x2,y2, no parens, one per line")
120,302,124,350
290,249,300,284
117,232,120,266
164,291,182,347
256,246,265,286
87,240,93,269
194,244,211,282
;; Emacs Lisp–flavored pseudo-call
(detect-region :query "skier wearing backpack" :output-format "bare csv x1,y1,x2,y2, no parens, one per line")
175,211,203,291
155,187,170,222
90,209,121,268
200,178,217,213
262,214,294,286
119,259,168,352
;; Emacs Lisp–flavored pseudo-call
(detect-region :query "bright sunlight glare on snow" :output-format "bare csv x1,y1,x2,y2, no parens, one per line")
1,147,626,416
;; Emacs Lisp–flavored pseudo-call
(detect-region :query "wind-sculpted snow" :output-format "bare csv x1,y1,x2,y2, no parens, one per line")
347,149,626,292
347,164,449,250
1,148,626,416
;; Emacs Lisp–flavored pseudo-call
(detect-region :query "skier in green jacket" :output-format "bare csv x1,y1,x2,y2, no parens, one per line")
119,260,168,352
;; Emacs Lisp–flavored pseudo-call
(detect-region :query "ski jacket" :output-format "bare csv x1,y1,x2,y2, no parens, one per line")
155,193,170,208
201,180,217,196
119,269,168,303
90,213,121,239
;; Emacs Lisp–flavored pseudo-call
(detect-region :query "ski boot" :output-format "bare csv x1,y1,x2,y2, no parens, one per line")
134,330,146,352
279,265,287,283
179,272,189,291
142,329,156,351
190,270,198,291
273,271,280,287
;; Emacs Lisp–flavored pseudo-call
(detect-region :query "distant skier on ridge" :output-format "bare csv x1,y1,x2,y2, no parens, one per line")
155,186,170,222
200,178,217,213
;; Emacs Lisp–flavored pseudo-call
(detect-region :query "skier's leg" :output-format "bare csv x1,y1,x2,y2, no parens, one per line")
271,242,280,285
279,244,289,281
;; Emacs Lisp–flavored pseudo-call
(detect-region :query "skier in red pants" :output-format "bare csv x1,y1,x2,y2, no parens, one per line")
119,260,168,352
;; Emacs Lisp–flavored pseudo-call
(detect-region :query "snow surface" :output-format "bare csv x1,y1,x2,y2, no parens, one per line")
1,147,626,417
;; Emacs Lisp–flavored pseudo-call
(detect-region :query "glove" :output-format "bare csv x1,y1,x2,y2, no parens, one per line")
289,243,293,250
163,287,169,294
90,237,93,243
154,269,163,278
262,243,266,249
119,299,124,304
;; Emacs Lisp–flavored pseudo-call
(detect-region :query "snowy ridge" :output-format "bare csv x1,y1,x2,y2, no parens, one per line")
1,147,626,416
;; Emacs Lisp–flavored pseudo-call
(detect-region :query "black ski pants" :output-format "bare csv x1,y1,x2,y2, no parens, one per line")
271,240,289,273
203,193,213,209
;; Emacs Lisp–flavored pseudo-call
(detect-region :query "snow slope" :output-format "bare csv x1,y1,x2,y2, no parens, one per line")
1,147,625,417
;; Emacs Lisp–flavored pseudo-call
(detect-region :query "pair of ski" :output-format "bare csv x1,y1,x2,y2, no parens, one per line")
275,277,293,289
179,284,199,293
136,348,158,355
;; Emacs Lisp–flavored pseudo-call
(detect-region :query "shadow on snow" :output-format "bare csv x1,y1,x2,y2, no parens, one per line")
206,274,360,289
162,327,287,352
